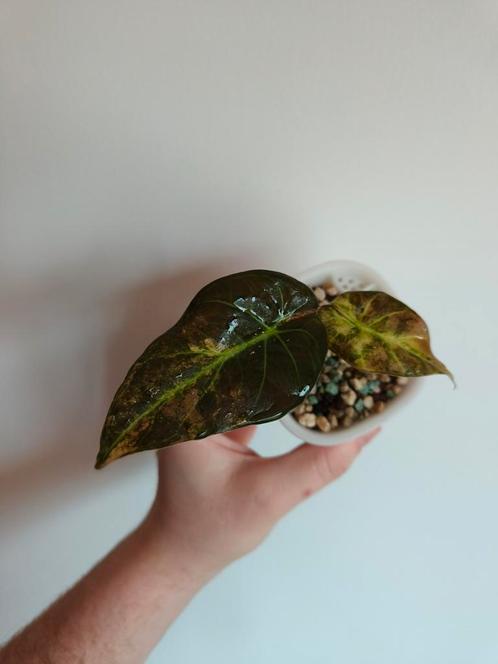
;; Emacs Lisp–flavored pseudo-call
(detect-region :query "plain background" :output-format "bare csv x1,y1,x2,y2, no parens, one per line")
1,2,497,662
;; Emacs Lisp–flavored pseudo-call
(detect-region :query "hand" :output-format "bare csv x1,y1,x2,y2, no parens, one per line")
148,425,381,578
0,426,380,664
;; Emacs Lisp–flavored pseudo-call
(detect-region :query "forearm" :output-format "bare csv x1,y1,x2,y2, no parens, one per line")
1,508,216,664
1,427,375,663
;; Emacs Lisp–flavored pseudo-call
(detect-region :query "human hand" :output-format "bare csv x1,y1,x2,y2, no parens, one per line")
0,425,380,664
147,425,380,579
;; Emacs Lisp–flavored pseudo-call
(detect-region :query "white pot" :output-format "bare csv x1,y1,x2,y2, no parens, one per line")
280,259,423,444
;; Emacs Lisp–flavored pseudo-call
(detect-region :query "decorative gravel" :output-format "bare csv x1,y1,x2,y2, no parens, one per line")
292,281,409,432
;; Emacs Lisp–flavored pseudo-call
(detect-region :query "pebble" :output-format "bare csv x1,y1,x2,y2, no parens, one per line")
316,415,331,432
363,395,374,410
313,287,326,301
329,414,339,428
341,390,357,406
325,382,339,395
305,404,314,412
351,377,367,391
294,403,306,415
298,413,317,428
397,376,409,385
354,398,365,413
342,416,353,428
326,285,338,297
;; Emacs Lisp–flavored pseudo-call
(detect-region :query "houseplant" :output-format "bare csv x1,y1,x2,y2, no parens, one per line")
96,268,452,468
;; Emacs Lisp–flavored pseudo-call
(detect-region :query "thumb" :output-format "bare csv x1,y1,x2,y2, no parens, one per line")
265,427,381,517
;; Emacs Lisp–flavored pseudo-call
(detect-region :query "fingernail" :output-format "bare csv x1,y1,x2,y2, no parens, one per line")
357,426,381,449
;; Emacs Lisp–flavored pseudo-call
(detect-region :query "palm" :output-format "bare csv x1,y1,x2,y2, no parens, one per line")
152,425,379,569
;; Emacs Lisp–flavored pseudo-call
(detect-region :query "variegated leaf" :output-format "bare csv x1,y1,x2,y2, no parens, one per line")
96,270,327,467
318,290,453,381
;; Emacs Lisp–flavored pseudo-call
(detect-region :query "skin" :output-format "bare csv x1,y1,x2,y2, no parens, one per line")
0,425,380,664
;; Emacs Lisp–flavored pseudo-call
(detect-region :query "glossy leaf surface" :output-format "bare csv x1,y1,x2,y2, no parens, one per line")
319,291,453,381
96,270,327,467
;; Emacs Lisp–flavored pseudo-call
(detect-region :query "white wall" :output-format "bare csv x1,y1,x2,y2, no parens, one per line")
1,2,497,662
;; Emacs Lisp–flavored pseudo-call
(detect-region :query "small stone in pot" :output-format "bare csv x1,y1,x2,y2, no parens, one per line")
298,413,317,428
316,415,331,432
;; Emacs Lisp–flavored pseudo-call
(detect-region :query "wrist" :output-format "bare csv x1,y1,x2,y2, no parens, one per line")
139,503,224,587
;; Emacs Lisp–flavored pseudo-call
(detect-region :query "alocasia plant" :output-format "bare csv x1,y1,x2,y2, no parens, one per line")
96,270,451,468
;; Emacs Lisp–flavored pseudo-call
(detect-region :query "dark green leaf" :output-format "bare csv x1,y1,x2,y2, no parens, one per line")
96,270,327,467
318,291,453,382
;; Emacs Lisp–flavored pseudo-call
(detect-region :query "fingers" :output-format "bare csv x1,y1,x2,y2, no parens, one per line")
223,425,257,446
264,427,381,516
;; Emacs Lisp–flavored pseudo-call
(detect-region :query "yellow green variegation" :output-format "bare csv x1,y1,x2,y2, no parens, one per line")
318,291,453,381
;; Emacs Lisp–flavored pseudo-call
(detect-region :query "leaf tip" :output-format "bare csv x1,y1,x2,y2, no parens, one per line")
94,450,111,470
435,357,456,388
95,440,133,468
446,369,457,389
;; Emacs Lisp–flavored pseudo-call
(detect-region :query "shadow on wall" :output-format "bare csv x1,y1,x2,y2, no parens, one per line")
0,254,264,537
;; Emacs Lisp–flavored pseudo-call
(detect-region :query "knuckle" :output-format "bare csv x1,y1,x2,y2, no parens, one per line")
314,447,353,483
313,449,336,484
